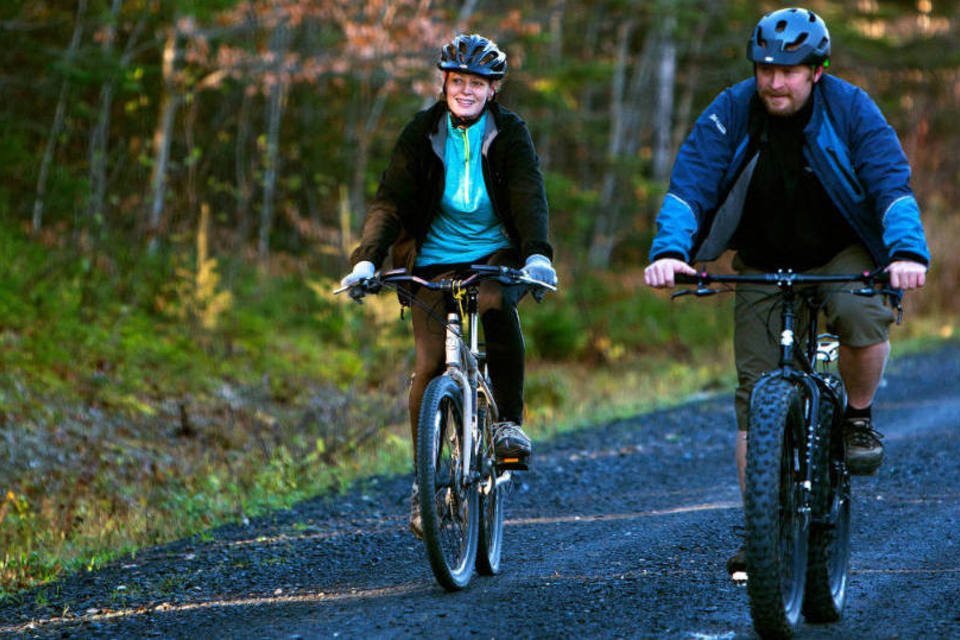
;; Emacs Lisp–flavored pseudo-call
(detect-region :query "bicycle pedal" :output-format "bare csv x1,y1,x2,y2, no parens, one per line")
496,454,529,471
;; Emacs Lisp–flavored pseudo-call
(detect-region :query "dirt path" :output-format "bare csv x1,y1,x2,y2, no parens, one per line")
2,344,959,639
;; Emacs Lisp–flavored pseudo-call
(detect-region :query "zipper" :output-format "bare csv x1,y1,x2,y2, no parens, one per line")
460,127,470,204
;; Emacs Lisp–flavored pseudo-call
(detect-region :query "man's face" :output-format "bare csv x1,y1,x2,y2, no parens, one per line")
755,63,823,117
444,71,496,120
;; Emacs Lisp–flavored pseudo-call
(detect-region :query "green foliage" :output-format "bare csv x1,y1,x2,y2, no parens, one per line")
524,297,589,361
0,0,957,600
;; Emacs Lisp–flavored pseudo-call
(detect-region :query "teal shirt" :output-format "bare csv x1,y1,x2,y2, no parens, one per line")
416,112,511,267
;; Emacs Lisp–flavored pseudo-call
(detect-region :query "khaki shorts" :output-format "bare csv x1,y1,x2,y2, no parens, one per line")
732,244,895,431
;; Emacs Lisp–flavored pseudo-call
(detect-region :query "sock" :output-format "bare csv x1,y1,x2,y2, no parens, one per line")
845,404,872,421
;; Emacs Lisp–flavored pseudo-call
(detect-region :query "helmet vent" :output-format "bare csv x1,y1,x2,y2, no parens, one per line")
785,33,808,52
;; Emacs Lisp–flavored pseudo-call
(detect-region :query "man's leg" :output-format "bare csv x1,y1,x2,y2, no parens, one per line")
819,245,895,474
735,431,748,497
838,341,889,409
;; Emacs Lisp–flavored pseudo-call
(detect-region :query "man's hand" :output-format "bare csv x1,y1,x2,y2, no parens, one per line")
339,260,375,288
644,258,696,288
885,260,927,290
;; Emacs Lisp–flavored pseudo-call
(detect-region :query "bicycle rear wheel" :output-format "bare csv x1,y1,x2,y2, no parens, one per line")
745,377,809,638
416,375,478,591
803,375,851,621
475,394,504,575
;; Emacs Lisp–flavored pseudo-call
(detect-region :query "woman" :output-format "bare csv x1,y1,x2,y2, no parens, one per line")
340,34,556,537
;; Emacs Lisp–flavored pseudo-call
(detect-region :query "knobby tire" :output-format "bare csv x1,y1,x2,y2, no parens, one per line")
803,374,851,621
745,378,809,639
416,375,478,591
475,393,504,576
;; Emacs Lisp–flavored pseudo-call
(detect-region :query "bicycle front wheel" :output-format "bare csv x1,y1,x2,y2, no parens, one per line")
803,374,851,622
416,375,478,591
745,377,809,638
475,393,504,576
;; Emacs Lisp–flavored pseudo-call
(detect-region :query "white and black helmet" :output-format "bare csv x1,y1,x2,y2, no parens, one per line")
747,8,831,67
438,34,507,79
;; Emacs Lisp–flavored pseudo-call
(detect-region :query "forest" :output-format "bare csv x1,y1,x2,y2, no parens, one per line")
1,0,957,595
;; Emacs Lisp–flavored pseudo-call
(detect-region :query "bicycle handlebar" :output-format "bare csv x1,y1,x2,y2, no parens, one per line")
673,267,890,288
672,267,903,322
334,265,557,302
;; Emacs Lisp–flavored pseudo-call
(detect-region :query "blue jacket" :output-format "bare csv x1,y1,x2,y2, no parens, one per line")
649,74,930,267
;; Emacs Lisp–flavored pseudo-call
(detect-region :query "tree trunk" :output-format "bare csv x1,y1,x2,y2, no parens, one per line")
456,0,480,30
147,23,181,255
652,6,677,182
185,92,199,218
32,0,87,235
539,0,566,171
85,0,122,231
348,81,388,223
258,11,290,264
672,4,717,155
587,19,633,268
235,87,254,246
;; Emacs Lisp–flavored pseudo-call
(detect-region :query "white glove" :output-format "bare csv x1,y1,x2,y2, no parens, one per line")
340,261,375,288
523,254,557,287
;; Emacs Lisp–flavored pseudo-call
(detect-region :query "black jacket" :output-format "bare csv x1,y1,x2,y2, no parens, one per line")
351,101,553,271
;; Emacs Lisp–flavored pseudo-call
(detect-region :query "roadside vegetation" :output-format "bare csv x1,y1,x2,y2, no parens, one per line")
1,222,952,598
2,0,958,600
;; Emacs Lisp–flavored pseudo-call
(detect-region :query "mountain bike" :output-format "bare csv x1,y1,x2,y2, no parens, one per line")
674,268,902,639
337,265,555,590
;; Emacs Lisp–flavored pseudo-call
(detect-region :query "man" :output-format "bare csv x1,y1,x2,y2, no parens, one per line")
340,34,556,537
643,8,929,575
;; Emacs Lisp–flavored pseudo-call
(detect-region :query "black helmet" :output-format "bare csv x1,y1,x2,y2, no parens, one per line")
437,33,507,80
747,8,831,67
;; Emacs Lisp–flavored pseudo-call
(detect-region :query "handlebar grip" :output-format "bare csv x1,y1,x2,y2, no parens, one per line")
674,273,703,285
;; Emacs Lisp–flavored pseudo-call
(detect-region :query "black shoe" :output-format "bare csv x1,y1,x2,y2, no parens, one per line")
409,482,423,539
844,417,884,475
494,422,531,469
727,545,747,581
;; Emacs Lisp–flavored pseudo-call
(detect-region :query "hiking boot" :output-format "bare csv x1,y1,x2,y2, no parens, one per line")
409,482,423,539
727,545,747,581
494,421,531,469
844,417,884,475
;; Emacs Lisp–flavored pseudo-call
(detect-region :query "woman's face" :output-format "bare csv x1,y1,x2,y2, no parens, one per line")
444,71,496,120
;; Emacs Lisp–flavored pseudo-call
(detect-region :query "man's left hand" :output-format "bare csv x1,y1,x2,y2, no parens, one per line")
886,260,927,290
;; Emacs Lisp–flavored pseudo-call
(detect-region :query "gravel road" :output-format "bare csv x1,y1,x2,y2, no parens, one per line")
2,343,958,639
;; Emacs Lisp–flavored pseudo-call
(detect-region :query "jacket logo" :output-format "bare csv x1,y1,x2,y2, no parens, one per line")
709,113,727,135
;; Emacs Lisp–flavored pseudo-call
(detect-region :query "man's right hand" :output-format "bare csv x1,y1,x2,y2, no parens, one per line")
644,258,696,288
339,260,375,289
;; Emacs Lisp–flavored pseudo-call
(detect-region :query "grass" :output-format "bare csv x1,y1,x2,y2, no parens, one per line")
0,222,954,599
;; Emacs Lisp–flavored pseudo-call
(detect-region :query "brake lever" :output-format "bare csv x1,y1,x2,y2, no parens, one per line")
882,287,904,325
348,286,366,303
671,286,716,299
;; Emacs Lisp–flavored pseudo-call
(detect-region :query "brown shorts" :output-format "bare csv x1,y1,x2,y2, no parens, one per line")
732,244,895,431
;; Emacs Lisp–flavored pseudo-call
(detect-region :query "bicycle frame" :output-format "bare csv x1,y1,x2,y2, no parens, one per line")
441,284,502,494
